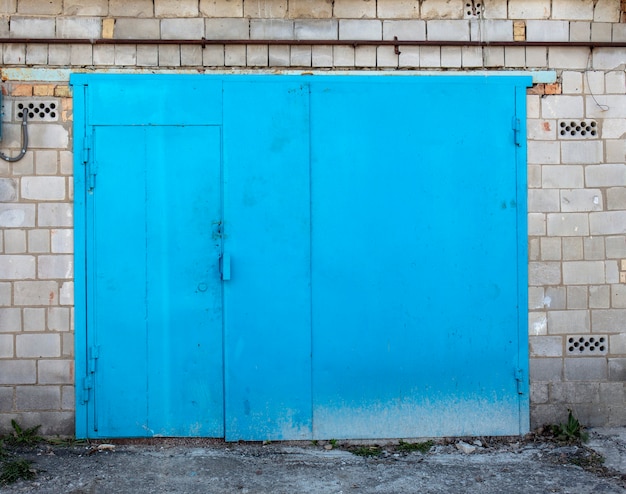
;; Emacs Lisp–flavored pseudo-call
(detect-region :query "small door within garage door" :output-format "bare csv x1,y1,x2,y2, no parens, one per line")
73,74,530,440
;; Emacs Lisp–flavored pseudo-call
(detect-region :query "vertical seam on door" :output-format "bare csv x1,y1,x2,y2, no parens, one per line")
220,81,227,439
307,81,314,439
514,81,531,434
143,128,149,433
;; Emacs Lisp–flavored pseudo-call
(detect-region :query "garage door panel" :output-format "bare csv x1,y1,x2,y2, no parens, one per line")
75,75,529,440
145,126,224,437
223,81,313,441
86,76,222,126
90,126,149,437
88,125,224,438
310,79,524,438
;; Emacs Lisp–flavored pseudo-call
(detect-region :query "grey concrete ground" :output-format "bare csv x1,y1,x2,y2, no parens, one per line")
1,429,625,493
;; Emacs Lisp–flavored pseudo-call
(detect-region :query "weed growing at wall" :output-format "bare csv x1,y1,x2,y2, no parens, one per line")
348,440,434,457
0,420,41,485
550,410,589,444
0,459,36,485
4,420,43,446
397,440,434,453
350,446,384,457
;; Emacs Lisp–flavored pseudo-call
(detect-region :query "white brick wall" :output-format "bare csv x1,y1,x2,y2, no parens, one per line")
508,0,551,19
0,255,36,279
156,0,199,17
251,19,294,39
560,189,603,212
296,19,338,39
333,0,375,19
21,177,65,200
526,20,569,41
0,89,73,432
377,0,419,19
527,47,626,424
38,203,73,227
57,17,101,38
590,211,626,234
10,17,56,38
383,20,425,40
339,19,381,39
0,0,625,435
427,20,470,41
552,0,594,20
421,0,463,19
547,213,590,236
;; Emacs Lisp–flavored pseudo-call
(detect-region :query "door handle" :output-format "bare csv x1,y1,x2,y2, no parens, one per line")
220,253,231,281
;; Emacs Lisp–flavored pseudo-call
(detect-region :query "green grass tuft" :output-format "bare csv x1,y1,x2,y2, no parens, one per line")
5,420,43,446
351,446,383,457
550,409,589,443
396,440,434,453
0,459,36,485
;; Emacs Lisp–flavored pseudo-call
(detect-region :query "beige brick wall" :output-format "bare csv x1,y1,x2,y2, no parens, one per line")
0,0,624,435
0,83,74,434
527,70,626,428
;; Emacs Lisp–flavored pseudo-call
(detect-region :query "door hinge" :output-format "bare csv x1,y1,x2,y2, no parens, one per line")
87,162,97,191
80,376,92,405
512,117,521,147
515,368,527,395
87,345,100,374
80,345,100,404
83,135,97,191
82,134,93,164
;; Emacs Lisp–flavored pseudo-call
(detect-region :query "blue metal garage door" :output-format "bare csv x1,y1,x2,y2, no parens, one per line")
73,74,530,440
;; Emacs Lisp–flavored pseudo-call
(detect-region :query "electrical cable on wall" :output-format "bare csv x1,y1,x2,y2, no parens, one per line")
587,50,610,112
0,109,29,162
